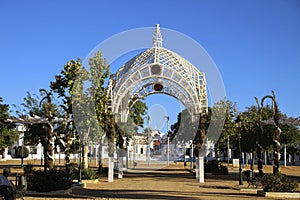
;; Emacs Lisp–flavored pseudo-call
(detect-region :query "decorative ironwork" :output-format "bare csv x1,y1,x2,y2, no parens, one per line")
255,91,281,174
108,24,208,122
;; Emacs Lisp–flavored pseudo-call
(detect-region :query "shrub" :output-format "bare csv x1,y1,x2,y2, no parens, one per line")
262,173,299,192
15,146,29,158
97,166,108,177
27,169,72,192
82,168,98,180
69,163,98,180
204,160,228,175
24,164,34,174
67,163,79,180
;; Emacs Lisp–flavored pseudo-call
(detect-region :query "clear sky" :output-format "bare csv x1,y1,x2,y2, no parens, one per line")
1,0,300,132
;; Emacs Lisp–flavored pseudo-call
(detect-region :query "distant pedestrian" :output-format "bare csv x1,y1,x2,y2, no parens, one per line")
292,159,296,166
88,152,93,162
65,156,71,172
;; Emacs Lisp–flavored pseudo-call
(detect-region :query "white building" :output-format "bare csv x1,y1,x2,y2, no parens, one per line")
4,125,298,166
2,126,192,165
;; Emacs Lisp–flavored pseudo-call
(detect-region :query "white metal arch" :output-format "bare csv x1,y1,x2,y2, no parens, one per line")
109,24,208,123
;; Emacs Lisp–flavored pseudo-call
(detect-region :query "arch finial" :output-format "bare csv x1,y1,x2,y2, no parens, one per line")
153,24,163,47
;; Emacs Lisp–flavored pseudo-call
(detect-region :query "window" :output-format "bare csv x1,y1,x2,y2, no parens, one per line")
30,147,37,154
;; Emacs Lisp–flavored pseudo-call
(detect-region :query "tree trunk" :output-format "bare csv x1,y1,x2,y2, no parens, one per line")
83,145,89,169
1,149,5,159
43,141,48,172
273,127,281,173
108,137,114,182
46,123,54,171
107,117,116,182
266,151,270,165
222,151,226,162
251,151,256,178
98,138,103,171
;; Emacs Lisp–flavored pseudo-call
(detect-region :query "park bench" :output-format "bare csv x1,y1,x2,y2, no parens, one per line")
243,170,264,188
14,174,26,200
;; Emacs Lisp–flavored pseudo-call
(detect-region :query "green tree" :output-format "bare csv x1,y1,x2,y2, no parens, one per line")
169,108,210,158
239,104,274,172
50,59,82,156
239,106,260,153
169,109,193,144
129,100,148,130
89,52,147,160
39,89,56,170
19,90,59,171
240,100,294,173
68,52,113,169
51,52,148,171
193,111,211,157
87,51,111,167
18,92,45,147
240,105,276,151
51,58,95,169
215,100,238,161
0,97,18,158
89,52,110,139
280,122,300,160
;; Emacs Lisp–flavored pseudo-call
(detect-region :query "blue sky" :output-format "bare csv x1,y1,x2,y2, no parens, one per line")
1,0,300,132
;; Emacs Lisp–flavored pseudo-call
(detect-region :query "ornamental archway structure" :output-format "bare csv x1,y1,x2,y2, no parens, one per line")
105,25,208,183
109,27,208,125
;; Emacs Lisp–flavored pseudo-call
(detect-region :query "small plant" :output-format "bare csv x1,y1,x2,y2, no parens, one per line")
14,146,29,158
261,173,299,192
97,166,108,177
23,163,34,174
67,163,79,180
82,168,98,180
69,164,98,180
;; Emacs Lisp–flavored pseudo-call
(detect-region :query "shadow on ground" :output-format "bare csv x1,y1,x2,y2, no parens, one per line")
70,188,257,200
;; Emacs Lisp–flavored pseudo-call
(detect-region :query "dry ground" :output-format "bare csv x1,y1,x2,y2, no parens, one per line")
0,159,299,200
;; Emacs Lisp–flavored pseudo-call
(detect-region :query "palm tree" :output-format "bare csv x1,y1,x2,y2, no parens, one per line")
39,89,55,171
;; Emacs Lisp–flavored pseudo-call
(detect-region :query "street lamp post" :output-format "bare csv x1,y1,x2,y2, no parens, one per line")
164,116,170,166
19,134,25,169
21,139,24,168
235,116,243,185
78,143,82,184
147,115,150,166
69,132,81,184
133,137,136,168
227,135,230,166
190,141,194,169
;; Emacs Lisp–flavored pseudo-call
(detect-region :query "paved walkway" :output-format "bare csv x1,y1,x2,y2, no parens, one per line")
23,162,284,200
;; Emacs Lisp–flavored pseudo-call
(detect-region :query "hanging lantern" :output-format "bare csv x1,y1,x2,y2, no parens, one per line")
154,83,163,91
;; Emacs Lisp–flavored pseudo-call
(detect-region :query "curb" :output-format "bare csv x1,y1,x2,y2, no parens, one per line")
232,187,259,193
25,183,82,197
25,187,72,196
257,190,300,198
